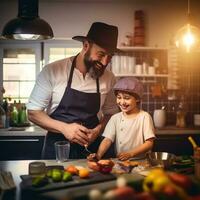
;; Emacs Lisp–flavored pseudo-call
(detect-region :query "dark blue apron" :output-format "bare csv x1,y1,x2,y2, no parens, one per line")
41,55,102,159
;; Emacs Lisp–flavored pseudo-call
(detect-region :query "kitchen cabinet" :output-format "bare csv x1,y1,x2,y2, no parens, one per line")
153,133,200,156
0,135,44,161
111,46,168,79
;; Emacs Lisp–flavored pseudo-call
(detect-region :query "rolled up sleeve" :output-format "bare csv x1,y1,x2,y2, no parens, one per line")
26,66,52,111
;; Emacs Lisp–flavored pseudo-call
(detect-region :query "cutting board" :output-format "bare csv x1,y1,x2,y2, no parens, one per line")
20,171,116,193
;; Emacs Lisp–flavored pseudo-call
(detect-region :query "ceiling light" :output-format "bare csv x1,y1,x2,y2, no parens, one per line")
1,0,54,40
175,0,200,52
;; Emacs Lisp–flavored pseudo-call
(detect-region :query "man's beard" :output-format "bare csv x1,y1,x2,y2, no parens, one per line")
84,51,107,79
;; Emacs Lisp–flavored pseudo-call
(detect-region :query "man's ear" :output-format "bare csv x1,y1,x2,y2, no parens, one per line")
83,40,90,51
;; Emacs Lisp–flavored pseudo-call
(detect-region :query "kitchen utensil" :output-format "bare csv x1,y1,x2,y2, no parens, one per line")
20,171,116,193
82,144,93,157
188,136,198,149
147,152,176,169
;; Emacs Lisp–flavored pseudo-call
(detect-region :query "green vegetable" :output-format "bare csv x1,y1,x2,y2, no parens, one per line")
52,169,62,182
32,175,48,187
62,171,72,182
46,169,52,177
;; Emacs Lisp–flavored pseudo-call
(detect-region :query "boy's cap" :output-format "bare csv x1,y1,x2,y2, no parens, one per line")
113,77,144,99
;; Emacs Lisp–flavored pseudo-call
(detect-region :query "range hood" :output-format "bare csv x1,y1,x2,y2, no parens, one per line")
1,0,54,40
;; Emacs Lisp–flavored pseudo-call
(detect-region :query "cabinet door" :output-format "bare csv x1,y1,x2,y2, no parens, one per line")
0,136,44,160
153,134,200,156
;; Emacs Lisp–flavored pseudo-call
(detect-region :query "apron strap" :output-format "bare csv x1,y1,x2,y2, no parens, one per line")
67,56,77,88
68,55,100,93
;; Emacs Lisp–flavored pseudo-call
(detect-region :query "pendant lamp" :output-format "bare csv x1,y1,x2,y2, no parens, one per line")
175,0,200,52
1,0,54,40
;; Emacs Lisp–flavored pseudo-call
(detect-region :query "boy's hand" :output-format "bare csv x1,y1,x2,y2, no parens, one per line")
117,152,133,161
87,153,99,161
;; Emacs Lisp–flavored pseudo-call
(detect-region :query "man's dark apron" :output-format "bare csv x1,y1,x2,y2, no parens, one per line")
41,55,102,159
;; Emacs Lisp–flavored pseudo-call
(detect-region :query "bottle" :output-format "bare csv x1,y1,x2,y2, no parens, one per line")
176,96,187,128
2,99,10,128
18,105,27,125
11,105,19,126
0,104,6,128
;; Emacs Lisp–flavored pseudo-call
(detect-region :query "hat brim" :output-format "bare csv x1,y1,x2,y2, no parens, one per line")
72,35,123,54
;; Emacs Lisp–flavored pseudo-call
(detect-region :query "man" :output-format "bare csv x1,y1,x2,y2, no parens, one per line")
27,22,120,159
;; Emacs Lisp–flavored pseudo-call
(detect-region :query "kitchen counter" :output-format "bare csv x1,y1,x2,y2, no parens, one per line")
155,126,200,135
0,159,143,200
0,125,199,137
0,125,46,136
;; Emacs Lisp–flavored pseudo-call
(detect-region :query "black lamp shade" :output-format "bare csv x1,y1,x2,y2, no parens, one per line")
1,0,54,40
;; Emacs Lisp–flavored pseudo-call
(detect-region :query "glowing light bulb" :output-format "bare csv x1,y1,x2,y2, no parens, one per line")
175,23,200,52
13,34,41,40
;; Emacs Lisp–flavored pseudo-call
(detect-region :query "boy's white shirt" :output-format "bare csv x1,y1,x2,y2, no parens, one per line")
102,110,155,158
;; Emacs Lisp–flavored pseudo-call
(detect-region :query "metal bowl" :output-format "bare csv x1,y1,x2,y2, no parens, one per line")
147,152,176,169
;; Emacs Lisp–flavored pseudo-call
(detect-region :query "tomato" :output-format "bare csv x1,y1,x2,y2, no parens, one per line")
65,165,78,175
79,168,90,178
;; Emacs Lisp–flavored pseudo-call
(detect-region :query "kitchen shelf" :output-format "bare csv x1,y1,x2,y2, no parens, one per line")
118,46,167,51
114,74,169,77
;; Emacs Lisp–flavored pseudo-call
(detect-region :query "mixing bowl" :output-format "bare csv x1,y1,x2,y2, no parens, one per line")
147,152,176,169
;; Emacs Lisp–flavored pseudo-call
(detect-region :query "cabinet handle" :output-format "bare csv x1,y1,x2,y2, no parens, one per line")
0,139,39,142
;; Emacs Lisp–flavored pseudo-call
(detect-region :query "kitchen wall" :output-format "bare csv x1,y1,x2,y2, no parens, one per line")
1,0,200,126
1,0,200,46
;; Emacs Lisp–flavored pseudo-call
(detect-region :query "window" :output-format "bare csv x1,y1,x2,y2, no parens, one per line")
43,40,82,65
0,42,41,103
0,40,82,103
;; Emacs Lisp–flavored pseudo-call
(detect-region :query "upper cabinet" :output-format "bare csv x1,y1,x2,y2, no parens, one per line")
111,46,168,78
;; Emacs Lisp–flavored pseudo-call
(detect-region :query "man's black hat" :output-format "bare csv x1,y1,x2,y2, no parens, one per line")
72,22,121,54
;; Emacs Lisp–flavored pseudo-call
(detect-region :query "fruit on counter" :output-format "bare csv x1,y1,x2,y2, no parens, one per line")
46,169,52,178
103,186,136,200
134,192,156,200
163,184,178,196
143,168,167,192
78,168,90,178
89,189,103,200
32,175,48,187
51,169,63,182
65,165,79,175
167,172,192,191
62,171,72,182
87,161,100,171
143,169,188,199
98,159,115,174
87,159,114,173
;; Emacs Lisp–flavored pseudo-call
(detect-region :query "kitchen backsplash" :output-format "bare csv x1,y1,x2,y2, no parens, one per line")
140,51,200,127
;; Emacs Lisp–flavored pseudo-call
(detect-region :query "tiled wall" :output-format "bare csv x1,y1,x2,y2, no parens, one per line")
112,48,200,127
140,51,200,127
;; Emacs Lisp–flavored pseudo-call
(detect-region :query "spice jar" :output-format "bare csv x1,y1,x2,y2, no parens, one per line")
176,95,187,128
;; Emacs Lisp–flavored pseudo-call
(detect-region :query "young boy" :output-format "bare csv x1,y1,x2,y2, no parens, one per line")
89,77,155,161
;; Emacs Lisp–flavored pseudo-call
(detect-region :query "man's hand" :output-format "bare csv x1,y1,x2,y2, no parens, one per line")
87,124,102,144
117,152,133,161
62,123,90,146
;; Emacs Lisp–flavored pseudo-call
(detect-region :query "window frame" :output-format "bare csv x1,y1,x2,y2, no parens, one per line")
0,40,42,101
43,39,82,65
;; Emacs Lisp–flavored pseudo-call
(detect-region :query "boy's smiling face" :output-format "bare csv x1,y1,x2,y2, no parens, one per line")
116,91,139,115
